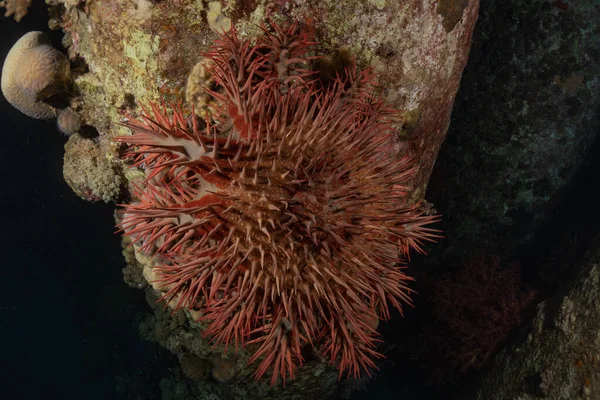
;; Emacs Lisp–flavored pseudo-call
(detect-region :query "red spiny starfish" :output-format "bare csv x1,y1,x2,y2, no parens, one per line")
116,21,439,385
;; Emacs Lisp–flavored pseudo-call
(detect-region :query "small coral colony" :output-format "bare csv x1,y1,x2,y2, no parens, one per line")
117,21,439,385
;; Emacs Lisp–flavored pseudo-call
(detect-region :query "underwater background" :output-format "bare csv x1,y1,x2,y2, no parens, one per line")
1,2,599,400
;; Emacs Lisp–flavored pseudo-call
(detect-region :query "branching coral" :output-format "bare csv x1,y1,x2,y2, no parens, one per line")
116,21,439,385
0,0,31,22
432,255,535,374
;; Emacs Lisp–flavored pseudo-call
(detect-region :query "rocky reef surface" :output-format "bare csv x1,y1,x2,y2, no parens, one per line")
429,0,600,257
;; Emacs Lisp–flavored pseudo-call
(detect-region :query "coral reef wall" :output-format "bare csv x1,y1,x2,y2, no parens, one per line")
35,1,480,398
429,0,600,256
48,0,478,203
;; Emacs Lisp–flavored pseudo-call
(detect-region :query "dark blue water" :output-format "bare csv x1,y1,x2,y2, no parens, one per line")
0,6,159,399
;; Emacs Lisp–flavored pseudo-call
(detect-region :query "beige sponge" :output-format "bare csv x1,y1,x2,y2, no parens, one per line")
1,31,70,119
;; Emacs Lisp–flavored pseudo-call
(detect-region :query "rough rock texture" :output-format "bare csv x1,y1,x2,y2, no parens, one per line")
466,236,600,400
49,0,479,397
429,0,600,256
1,31,70,119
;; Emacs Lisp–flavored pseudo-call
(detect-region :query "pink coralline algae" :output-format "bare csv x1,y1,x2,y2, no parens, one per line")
116,22,439,385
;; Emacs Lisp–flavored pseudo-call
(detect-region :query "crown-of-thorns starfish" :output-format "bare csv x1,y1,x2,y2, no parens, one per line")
116,21,440,385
